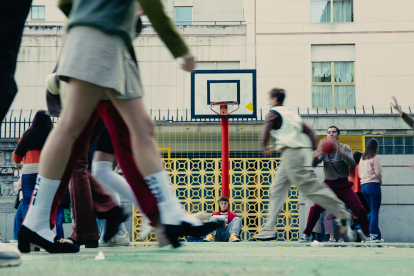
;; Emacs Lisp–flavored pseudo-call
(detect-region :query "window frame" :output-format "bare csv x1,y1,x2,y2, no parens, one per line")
174,6,193,25
310,0,353,23
363,135,414,155
311,61,355,109
31,5,45,20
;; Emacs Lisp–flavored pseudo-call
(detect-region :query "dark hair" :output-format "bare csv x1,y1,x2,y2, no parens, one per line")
362,139,379,160
219,196,229,202
135,18,142,36
269,88,285,104
350,150,363,176
22,110,53,149
328,126,340,135
353,151,363,164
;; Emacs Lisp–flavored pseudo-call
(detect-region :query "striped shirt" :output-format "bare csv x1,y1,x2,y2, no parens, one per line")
13,136,42,175
220,211,229,225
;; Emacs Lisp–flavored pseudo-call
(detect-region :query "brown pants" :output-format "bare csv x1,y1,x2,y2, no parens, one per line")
69,117,117,241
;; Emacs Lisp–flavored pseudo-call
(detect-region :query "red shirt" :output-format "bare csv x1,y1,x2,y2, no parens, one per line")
350,164,361,193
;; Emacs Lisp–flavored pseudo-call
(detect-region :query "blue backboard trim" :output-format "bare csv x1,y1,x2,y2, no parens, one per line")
191,70,257,119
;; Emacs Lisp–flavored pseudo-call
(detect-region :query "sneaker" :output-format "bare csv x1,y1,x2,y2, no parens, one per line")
203,234,214,242
298,234,311,243
356,229,367,242
327,238,337,242
252,229,276,240
229,233,240,242
99,232,130,247
335,211,352,235
102,206,129,243
364,234,380,243
0,244,21,267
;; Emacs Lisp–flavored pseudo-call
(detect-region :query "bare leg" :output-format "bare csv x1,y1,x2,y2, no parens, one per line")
39,79,105,179
20,79,104,251
104,94,161,176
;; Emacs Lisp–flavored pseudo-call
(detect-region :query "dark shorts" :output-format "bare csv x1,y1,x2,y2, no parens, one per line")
95,128,114,154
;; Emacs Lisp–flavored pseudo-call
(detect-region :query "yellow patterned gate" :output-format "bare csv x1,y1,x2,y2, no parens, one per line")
133,158,299,242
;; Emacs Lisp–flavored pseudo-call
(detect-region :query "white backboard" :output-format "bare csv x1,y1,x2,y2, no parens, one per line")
191,70,257,119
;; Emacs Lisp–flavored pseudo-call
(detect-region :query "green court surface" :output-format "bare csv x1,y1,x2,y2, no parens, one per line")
2,242,414,276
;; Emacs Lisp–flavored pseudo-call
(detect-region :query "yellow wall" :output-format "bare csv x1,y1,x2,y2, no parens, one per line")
317,135,363,153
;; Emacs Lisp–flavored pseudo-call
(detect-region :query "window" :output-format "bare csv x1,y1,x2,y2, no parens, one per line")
31,6,45,20
312,61,355,108
311,45,355,109
175,7,192,25
310,0,353,23
365,136,414,155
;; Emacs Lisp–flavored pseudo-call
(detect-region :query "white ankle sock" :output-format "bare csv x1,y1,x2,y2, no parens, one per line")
144,171,202,226
92,161,148,238
23,175,59,242
92,161,139,206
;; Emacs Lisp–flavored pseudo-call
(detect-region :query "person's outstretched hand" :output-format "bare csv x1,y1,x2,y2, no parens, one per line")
391,96,404,115
181,52,195,72
410,162,414,169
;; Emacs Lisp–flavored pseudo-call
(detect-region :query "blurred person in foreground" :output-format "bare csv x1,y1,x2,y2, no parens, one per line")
18,0,221,253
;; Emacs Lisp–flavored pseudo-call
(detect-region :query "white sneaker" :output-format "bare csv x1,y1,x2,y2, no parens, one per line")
298,234,312,243
252,229,275,240
364,234,380,243
356,229,367,242
0,243,21,267
99,232,130,247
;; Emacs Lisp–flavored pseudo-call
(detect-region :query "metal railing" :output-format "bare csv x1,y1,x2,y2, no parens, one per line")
25,20,246,26
1,110,58,139
2,106,412,138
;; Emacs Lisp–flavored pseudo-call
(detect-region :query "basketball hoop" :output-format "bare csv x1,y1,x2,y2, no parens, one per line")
210,101,239,116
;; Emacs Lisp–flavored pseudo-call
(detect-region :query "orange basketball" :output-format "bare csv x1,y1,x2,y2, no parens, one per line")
321,138,335,154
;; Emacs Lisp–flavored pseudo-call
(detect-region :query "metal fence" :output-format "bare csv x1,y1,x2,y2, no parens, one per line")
133,125,295,242
3,106,412,138
1,110,59,139
133,158,299,242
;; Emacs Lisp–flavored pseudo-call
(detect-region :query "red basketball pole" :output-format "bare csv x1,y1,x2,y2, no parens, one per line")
221,118,229,198
211,102,238,199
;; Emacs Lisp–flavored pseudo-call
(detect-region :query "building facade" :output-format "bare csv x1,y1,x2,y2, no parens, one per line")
2,0,414,242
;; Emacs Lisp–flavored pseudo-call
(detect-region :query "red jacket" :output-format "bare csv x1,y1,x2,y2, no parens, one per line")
350,164,362,193
212,210,238,224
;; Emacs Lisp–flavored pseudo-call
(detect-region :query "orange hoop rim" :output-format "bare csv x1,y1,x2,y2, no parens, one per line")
210,101,240,116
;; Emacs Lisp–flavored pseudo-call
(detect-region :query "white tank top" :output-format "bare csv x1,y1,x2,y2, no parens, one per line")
270,106,311,151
